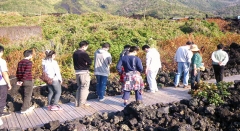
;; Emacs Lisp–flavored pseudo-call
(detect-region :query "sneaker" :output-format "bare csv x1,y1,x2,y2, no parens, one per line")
155,89,159,92
183,85,190,88
50,105,63,111
99,97,105,102
1,112,11,117
174,84,180,88
0,118,3,126
21,106,35,114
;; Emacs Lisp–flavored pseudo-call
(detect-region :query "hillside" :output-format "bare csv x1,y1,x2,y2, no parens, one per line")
1,0,240,18
0,13,240,86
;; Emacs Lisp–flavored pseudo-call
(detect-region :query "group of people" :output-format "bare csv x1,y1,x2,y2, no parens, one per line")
73,41,162,107
0,40,229,126
0,46,63,126
174,41,229,90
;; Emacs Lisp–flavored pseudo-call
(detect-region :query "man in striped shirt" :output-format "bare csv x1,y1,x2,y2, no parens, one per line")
16,50,35,114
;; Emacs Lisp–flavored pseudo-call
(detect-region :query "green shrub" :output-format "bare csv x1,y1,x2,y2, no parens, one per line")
190,81,233,106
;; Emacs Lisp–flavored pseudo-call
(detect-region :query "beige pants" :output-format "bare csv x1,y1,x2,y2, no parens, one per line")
75,73,91,106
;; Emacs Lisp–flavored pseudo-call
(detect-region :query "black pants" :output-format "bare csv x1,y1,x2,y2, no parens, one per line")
213,65,225,83
191,69,200,90
20,80,33,111
0,85,8,114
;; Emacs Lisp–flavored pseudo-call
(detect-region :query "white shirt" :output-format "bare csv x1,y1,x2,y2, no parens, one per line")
42,59,62,82
0,58,8,85
174,45,192,63
211,49,229,66
146,48,162,71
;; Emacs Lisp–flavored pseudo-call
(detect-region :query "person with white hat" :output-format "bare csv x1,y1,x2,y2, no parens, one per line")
190,44,202,90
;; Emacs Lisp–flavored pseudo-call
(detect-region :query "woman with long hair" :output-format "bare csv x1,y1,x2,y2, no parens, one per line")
42,50,63,111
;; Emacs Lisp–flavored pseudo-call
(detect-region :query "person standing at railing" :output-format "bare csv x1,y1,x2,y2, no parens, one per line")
0,45,12,126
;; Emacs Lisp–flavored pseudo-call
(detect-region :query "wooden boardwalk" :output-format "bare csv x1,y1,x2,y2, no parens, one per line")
0,75,239,130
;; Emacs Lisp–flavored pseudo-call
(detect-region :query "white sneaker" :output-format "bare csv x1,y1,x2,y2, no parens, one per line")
0,117,3,126
155,89,159,92
21,106,35,114
99,97,105,102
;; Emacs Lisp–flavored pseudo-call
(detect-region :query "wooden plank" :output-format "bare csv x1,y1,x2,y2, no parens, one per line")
138,91,175,105
42,108,65,123
15,112,30,130
5,112,21,129
56,104,77,121
25,109,44,128
160,88,191,100
91,99,118,113
67,102,95,117
103,96,124,111
53,108,73,122
59,104,81,119
87,100,106,113
71,101,98,116
21,113,34,129
25,113,38,128
143,92,163,105
82,103,98,114
0,116,8,129
34,108,52,124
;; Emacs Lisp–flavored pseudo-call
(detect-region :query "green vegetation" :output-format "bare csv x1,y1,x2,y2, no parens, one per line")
0,12,240,86
190,81,233,106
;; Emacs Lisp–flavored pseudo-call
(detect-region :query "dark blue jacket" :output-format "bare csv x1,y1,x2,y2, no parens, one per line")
116,55,143,74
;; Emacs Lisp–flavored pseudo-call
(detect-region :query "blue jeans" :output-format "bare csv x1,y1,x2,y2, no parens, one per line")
122,90,143,101
47,80,62,105
174,62,190,86
96,75,108,99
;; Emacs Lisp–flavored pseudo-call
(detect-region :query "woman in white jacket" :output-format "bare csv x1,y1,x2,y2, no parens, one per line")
42,50,63,111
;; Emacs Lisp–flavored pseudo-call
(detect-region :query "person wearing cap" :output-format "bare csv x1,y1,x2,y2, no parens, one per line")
174,41,193,88
190,44,202,90
211,43,229,83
